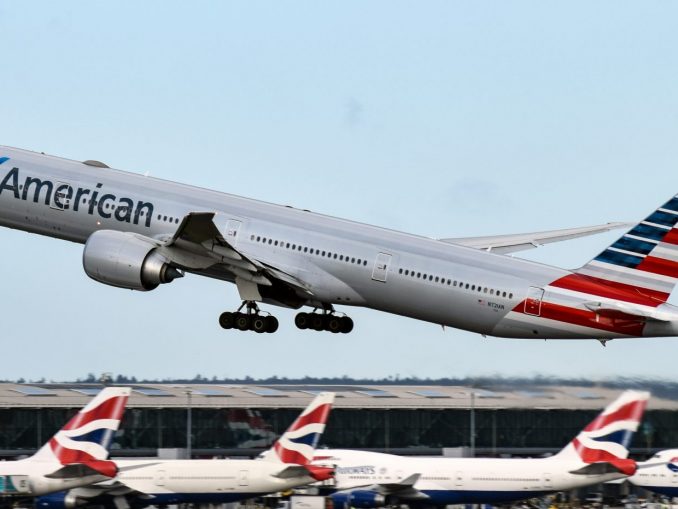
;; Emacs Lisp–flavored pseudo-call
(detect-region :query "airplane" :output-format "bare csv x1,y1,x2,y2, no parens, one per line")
627,449,678,497
312,390,649,507
0,387,130,497
2,146,678,340
35,392,335,509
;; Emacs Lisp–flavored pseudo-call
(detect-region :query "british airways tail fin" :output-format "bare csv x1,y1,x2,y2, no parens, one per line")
261,392,334,465
553,390,649,475
575,195,678,302
30,387,131,477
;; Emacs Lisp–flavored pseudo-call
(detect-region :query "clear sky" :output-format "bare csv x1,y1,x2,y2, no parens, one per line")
1,1,678,381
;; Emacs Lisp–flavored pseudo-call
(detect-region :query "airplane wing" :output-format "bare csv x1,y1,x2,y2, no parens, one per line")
157,212,313,302
439,222,631,254
335,473,428,500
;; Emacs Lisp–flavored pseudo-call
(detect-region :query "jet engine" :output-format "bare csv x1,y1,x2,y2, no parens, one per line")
331,490,387,508
35,492,83,509
83,230,183,291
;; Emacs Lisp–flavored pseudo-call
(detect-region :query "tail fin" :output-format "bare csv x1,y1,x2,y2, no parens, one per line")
553,390,649,475
31,387,131,471
575,195,678,302
263,392,334,465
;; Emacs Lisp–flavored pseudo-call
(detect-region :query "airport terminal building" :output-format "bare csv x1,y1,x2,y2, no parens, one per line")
0,383,675,459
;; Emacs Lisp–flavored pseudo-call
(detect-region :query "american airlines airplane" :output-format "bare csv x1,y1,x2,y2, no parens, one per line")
2,146,678,339
313,391,648,507
0,387,129,497
36,392,334,509
627,449,678,497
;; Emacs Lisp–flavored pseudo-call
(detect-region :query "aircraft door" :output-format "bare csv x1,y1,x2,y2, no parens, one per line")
225,219,243,247
371,252,392,282
154,469,166,487
524,287,545,316
238,470,249,487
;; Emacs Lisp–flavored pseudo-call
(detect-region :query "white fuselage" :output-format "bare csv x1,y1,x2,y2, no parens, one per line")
1,146,677,339
628,450,678,498
316,449,626,505
111,458,314,506
0,459,108,496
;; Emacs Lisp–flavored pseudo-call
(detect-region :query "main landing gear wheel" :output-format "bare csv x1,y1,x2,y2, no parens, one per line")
294,311,353,334
218,302,279,333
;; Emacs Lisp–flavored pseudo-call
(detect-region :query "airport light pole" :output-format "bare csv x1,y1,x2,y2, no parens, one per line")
470,390,476,457
185,390,192,459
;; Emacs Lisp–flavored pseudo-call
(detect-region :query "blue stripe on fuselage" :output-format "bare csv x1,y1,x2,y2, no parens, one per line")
417,489,550,505
127,492,266,508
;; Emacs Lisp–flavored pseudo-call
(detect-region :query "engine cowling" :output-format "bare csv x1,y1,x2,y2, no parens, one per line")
331,490,387,509
83,230,182,291
34,491,82,509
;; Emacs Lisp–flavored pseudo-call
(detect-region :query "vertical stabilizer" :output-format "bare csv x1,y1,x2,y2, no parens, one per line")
262,392,334,465
553,390,649,474
575,195,678,302
31,387,130,475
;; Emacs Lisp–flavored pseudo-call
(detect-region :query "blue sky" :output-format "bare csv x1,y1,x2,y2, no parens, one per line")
1,2,678,381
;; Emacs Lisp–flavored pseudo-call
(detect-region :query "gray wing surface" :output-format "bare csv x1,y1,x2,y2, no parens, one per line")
440,222,631,254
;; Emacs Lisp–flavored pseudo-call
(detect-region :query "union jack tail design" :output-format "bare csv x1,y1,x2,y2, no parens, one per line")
31,387,131,477
265,392,334,465
575,195,678,303
554,390,649,475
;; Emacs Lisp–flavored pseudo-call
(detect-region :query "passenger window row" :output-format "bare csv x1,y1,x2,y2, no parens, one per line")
398,267,513,299
250,234,369,266
156,214,180,224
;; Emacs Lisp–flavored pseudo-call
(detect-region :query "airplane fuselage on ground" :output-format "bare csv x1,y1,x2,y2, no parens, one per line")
1,146,677,339
315,450,627,506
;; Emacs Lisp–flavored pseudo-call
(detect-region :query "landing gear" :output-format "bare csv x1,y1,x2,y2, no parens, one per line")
294,309,353,334
219,302,279,333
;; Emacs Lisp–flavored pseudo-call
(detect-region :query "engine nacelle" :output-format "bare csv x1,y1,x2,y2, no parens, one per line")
35,491,82,509
83,230,182,291
331,490,386,509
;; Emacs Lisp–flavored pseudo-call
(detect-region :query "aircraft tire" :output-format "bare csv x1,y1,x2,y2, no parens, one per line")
235,313,250,331
251,316,268,333
339,316,354,334
294,312,309,329
327,316,342,333
219,312,235,329
265,316,279,333
310,314,325,331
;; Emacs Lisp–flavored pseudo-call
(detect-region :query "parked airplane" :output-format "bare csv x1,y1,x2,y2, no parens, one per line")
36,392,334,509
2,146,678,339
627,449,678,497
0,387,130,497
313,390,649,507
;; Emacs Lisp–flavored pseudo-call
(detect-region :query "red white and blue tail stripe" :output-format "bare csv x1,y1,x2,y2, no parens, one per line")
576,195,678,303
268,392,334,465
32,387,131,477
554,390,649,475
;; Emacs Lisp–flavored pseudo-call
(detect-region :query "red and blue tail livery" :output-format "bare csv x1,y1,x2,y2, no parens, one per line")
270,392,334,465
32,387,131,477
555,390,649,475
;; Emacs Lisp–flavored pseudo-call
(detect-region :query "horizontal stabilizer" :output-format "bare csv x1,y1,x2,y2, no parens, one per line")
441,222,631,254
569,462,626,476
584,301,675,322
